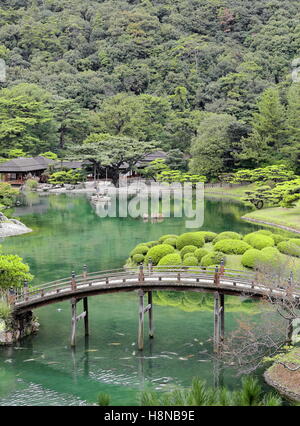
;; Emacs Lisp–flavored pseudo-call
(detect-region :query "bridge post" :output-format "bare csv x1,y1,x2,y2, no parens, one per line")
83,297,89,337
148,291,154,338
138,290,145,350
71,298,77,347
214,290,225,352
83,265,88,280
214,266,220,287
71,271,77,291
220,293,225,344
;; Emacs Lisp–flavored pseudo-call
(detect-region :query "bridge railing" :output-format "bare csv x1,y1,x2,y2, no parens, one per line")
12,264,299,308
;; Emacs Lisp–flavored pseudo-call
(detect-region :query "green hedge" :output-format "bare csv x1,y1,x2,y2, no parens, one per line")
260,247,281,263
159,234,178,243
130,245,149,257
144,241,159,247
200,251,223,267
194,248,209,262
157,253,182,267
176,233,205,250
241,249,262,268
163,237,178,247
183,256,198,266
180,245,198,257
132,254,145,264
195,231,217,242
243,233,275,250
277,241,300,257
213,232,242,244
289,238,300,247
272,234,288,245
144,244,175,265
213,239,251,255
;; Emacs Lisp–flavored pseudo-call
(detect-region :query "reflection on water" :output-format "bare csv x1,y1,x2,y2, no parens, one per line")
0,194,272,406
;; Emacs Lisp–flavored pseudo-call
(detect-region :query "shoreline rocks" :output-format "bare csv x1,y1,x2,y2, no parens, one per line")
0,212,32,238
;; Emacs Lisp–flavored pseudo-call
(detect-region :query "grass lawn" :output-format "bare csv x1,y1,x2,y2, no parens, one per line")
243,201,300,232
204,183,258,201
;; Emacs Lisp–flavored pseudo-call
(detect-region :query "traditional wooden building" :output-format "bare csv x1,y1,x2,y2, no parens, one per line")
0,156,55,185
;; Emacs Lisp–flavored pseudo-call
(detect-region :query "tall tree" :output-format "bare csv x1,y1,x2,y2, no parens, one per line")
67,134,156,186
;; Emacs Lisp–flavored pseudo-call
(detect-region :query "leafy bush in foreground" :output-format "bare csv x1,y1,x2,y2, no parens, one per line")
163,237,178,247
145,244,175,265
195,231,217,242
139,376,282,406
157,253,182,267
159,234,178,243
132,254,145,264
201,252,223,267
277,240,300,257
183,256,198,266
241,249,263,268
214,239,251,255
213,232,243,244
180,245,198,257
194,248,209,262
130,245,149,257
243,233,275,250
176,233,205,250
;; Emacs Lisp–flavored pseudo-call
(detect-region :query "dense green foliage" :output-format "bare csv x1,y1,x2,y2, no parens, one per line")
0,0,300,178
214,239,250,255
0,182,19,209
176,232,205,250
144,243,175,265
140,376,282,406
0,254,33,291
127,228,300,272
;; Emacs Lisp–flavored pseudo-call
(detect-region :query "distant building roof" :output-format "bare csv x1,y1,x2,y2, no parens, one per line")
53,160,90,170
120,150,168,169
0,156,54,173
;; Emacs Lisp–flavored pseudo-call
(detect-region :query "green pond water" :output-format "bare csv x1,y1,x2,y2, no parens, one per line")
0,193,283,406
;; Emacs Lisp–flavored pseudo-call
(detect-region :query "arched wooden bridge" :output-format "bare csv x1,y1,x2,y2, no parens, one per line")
9,265,300,352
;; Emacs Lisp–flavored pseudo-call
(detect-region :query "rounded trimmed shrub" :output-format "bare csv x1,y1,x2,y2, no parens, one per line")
255,230,273,236
272,234,288,245
180,245,198,257
132,254,145,264
241,249,263,268
144,244,175,265
176,233,205,250
144,241,159,247
183,256,198,266
163,237,178,247
261,247,281,263
200,251,223,267
289,238,300,247
277,241,300,257
194,248,209,262
130,245,149,257
213,239,251,255
158,253,182,267
213,232,242,244
195,231,217,242
243,233,275,250
159,234,178,243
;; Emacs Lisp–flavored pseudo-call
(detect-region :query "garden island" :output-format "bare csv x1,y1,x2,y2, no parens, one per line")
0,0,300,408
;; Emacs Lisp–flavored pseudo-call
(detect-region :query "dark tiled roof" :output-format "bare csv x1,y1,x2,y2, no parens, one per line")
0,156,55,172
53,160,90,169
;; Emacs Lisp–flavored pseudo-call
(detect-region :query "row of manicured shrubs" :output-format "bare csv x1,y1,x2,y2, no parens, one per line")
128,229,300,270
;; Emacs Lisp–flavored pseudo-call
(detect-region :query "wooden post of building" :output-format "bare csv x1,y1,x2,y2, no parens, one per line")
71,298,77,347
148,291,154,338
214,292,221,354
24,280,29,302
138,289,145,351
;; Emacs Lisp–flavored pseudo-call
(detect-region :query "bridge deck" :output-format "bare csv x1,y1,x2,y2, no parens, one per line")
12,266,300,313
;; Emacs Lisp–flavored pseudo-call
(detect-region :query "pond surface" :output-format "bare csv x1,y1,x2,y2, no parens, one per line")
0,193,276,405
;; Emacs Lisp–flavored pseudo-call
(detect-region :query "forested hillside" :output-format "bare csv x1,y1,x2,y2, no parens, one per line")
0,0,300,178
